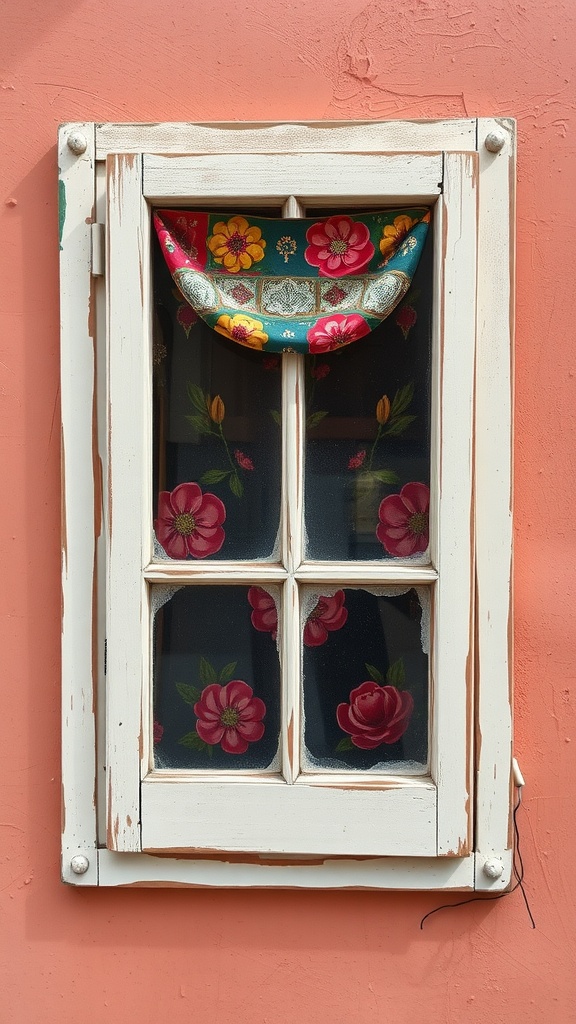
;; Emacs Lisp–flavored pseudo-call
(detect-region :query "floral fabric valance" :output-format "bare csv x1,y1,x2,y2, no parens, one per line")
154,208,430,354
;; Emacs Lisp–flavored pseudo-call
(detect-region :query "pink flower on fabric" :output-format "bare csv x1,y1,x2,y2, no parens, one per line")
307,314,371,354
376,482,430,557
348,449,366,470
235,450,254,471
155,482,226,559
153,210,209,271
194,680,266,754
304,591,348,647
262,355,280,370
248,587,278,640
337,682,413,749
305,215,375,277
153,720,164,744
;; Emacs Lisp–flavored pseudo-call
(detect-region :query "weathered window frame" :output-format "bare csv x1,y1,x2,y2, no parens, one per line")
60,119,514,889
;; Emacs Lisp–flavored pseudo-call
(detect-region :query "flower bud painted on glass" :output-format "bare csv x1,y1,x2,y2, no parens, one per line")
376,395,391,425
209,395,225,424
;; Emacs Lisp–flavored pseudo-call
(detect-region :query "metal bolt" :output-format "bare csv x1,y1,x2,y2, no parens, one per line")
70,854,90,875
67,132,87,156
484,130,506,154
483,857,504,879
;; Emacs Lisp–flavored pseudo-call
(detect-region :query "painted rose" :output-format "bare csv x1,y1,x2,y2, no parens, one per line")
379,214,419,263
310,362,330,380
214,313,269,350
153,720,164,744
348,449,366,470
395,304,417,339
155,482,226,559
337,681,414,749
304,591,348,647
235,450,254,471
194,680,266,754
376,482,430,557
248,587,278,640
207,215,266,274
305,215,375,277
176,302,198,337
306,313,371,354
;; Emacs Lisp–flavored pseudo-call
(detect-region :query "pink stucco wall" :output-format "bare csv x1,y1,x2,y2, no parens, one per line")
1,1,575,1021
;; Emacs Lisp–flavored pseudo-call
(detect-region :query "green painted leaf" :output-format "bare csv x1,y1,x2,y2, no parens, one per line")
199,657,218,687
200,468,230,484
370,469,400,484
365,662,385,684
178,730,214,754
270,409,282,426
175,682,202,706
186,414,212,435
390,381,414,417
229,472,243,498
307,410,328,430
187,382,209,413
219,661,238,683
384,414,417,437
386,658,406,687
335,737,354,752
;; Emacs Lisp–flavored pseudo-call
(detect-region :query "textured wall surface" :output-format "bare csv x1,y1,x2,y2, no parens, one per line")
1,1,575,1021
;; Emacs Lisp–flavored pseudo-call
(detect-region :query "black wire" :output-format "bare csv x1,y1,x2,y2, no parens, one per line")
420,790,536,929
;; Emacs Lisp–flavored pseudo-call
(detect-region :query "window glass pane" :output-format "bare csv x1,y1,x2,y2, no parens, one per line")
152,585,281,771
303,227,432,561
301,587,429,773
153,230,282,561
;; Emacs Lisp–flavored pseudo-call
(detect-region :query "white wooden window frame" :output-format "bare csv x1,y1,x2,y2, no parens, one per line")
60,119,514,890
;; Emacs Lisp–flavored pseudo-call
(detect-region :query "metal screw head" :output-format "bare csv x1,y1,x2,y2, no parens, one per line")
483,857,504,879
484,130,506,154
67,132,87,156
70,854,90,875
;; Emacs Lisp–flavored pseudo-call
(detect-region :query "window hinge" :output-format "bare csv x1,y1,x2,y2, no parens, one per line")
104,638,107,676
91,223,105,277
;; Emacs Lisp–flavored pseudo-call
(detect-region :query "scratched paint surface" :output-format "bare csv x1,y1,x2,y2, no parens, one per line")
1,0,576,1022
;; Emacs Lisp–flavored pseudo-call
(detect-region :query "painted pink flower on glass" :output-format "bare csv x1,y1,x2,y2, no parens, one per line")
304,591,348,647
337,682,414,749
310,362,330,380
395,304,417,340
307,314,371,354
348,449,366,470
235,450,254,471
153,720,164,744
377,482,430,557
248,587,278,640
155,482,226,559
305,215,375,277
194,680,266,754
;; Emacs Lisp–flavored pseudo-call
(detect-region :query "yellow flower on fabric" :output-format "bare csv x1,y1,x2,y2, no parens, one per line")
379,215,419,263
214,314,269,350
208,216,266,274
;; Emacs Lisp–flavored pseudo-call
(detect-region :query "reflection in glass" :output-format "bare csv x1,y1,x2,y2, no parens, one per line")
153,231,282,561
153,585,281,770
304,227,432,561
302,587,429,772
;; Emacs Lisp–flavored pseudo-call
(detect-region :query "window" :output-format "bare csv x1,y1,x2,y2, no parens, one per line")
60,119,514,888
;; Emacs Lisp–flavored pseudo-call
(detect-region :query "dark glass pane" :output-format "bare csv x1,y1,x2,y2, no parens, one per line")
302,588,429,772
153,585,281,770
153,229,282,561
304,226,432,561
